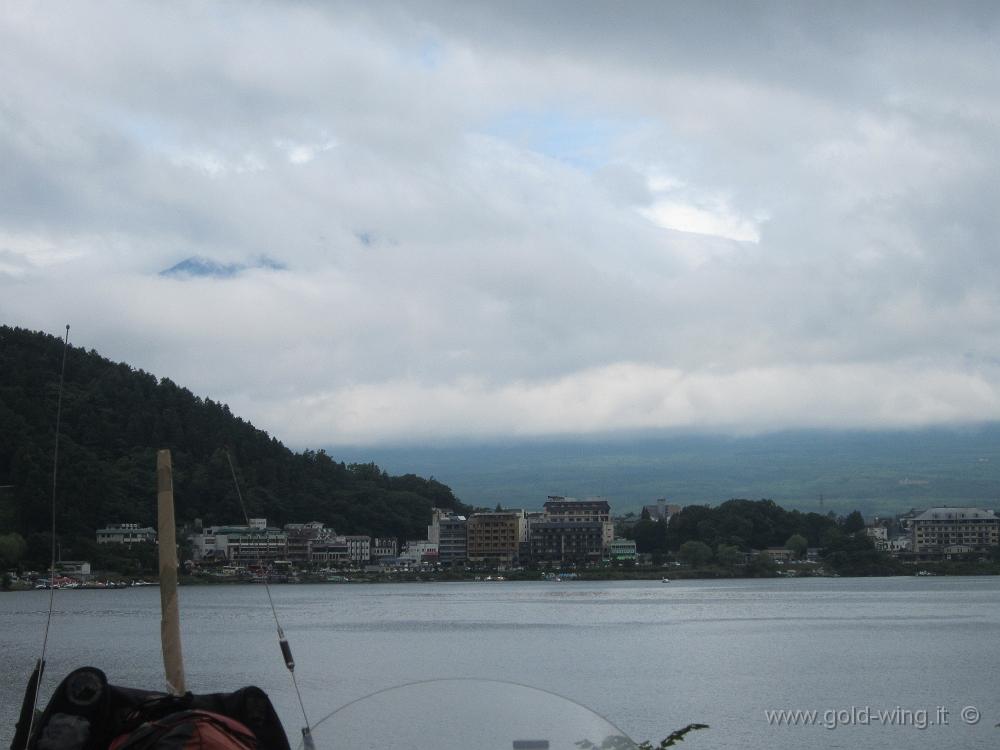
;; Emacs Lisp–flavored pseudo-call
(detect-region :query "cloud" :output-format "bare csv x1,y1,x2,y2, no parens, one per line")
249,361,1000,445
640,196,763,244
1,2,999,447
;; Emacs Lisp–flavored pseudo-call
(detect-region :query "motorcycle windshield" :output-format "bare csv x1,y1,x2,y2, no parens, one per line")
299,679,638,750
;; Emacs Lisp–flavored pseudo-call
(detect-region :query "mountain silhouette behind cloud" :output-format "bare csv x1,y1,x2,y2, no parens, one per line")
159,256,285,278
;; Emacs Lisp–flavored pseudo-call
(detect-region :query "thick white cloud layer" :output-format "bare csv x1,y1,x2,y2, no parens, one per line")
2,1,999,446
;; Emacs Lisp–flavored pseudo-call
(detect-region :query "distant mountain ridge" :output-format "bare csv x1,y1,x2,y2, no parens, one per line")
331,426,1000,518
160,256,285,278
0,325,466,563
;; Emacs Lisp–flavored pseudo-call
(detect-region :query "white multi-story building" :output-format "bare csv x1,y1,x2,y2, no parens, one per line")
428,509,467,564
341,535,371,563
189,518,288,563
400,540,438,564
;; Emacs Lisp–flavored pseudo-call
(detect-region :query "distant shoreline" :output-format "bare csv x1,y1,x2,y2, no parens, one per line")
6,563,999,592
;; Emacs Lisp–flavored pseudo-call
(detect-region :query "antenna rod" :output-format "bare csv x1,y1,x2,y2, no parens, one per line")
157,449,186,695
224,449,313,746
24,325,71,749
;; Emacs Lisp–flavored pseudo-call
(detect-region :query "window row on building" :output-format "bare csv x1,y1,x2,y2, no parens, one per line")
96,523,157,545
187,518,398,565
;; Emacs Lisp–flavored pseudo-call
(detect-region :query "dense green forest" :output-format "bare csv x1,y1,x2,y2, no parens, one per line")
628,498,842,553
622,499,911,575
0,325,468,568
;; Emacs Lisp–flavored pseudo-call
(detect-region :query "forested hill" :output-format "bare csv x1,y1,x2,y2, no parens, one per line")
0,325,468,560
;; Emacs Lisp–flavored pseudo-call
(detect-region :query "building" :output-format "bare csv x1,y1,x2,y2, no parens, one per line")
309,538,350,565
518,497,617,565
371,537,399,561
341,535,371,564
466,510,526,566
865,526,889,551
897,510,921,533
911,507,1000,557
524,511,546,532
521,511,546,561
543,497,614,549
428,509,467,564
189,518,288,563
400,541,439,565
887,537,912,554
284,522,330,563
762,547,794,563
301,535,371,566
608,538,637,562
56,561,91,577
529,520,604,564
96,523,157,546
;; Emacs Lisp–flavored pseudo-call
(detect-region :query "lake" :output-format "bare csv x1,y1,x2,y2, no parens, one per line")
2,577,998,749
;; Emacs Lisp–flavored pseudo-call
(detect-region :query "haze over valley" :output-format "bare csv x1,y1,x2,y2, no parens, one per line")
333,426,1000,517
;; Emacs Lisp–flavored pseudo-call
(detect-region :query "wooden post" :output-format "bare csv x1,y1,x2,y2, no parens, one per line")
157,449,186,695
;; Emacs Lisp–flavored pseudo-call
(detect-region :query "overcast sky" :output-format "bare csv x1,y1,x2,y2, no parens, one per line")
2,2,999,446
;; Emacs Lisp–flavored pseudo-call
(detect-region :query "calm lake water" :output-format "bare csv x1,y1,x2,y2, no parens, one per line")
2,577,999,749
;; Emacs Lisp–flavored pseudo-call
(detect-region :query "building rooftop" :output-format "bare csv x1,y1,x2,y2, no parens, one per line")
201,525,285,535
912,507,998,521
543,498,610,510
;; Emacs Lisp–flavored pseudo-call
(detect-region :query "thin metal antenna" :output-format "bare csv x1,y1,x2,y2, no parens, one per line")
25,324,71,749
223,449,314,748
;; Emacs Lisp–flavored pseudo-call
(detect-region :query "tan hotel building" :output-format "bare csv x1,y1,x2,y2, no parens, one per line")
911,507,999,556
466,510,526,565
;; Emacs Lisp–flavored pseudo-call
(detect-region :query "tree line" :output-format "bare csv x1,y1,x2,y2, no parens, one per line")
623,499,904,574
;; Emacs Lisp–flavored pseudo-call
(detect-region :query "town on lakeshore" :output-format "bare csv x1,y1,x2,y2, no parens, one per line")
5,328,1000,591
5,497,999,589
